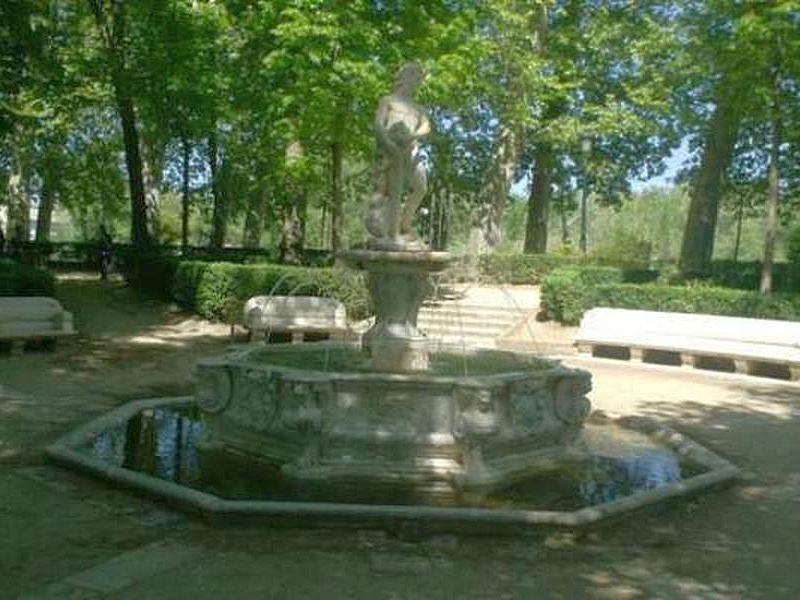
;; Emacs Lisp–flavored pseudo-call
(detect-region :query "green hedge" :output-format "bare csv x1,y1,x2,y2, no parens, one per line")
119,251,370,322
478,253,587,284
540,267,624,323
541,266,800,325
173,261,370,323
477,253,660,285
117,249,180,297
0,259,56,296
707,260,798,292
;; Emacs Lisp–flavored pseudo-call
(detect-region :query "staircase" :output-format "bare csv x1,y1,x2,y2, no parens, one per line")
417,285,538,349
418,304,522,348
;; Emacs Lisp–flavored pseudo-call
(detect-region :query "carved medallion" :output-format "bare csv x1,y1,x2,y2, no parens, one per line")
552,376,592,425
453,386,501,439
230,369,280,431
280,381,327,432
509,378,546,431
195,366,232,414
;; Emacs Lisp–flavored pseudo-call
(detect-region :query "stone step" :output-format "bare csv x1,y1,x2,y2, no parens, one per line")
421,303,529,318
418,309,524,327
422,334,497,349
417,317,517,334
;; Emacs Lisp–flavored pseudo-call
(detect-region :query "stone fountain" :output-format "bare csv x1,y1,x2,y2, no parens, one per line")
193,63,593,496
47,63,740,529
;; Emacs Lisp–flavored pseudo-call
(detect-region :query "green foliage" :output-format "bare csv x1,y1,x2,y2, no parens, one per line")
174,261,370,324
477,252,660,285
118,250,369,323
0,259,55,296
788,226,800,266
116,249,180,297
707,260,799,293
539,267,623,323
477,253,586,284
590,229,653,269
541,267,800,326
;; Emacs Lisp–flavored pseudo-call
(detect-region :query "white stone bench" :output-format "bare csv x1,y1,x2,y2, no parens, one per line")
0,297,76,353
243,296,350,343
575,308,800,381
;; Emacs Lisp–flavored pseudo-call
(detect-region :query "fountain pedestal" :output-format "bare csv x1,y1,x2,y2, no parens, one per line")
341,248,452,371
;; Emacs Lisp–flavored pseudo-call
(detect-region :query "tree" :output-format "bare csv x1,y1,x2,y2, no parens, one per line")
86,0,150,247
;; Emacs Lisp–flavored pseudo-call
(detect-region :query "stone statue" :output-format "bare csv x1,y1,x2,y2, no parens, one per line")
367,62,431,247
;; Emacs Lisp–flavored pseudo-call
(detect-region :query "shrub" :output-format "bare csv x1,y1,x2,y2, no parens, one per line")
0,259,56,296
540,267,623,323
477,253,585,284
116,248,180,297
789,226,800,266
541,266,800,325
590,229,652,269
173,261,371,323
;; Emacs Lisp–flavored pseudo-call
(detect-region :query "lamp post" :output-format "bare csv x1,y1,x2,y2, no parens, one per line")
579,137,592,255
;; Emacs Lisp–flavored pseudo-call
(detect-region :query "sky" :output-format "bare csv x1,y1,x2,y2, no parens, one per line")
630,139,692,192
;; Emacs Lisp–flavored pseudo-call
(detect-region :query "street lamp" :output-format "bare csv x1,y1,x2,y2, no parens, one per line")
579,137,592,255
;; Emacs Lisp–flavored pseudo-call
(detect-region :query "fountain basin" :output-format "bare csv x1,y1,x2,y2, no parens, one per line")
194,341,590,493
45,396,740,532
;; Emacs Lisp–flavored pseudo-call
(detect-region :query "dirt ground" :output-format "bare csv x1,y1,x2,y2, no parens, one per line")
1,273,799,599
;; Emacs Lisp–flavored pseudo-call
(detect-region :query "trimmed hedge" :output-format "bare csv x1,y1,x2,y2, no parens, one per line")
540,267,624,323
541,266,800,325
478,253,586,284
117,249,181,297
477,253,660,285
707,260,798,293
173,261,370,323
0,259,56,296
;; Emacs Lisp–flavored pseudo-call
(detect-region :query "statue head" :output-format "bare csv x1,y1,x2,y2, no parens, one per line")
394,62,425,93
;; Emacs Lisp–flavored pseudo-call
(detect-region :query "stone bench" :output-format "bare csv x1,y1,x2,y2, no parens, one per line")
575,308,800,381
0,297,76,353
243,296,350,343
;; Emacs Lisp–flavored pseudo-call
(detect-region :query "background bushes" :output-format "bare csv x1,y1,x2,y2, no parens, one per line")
120,251,370,323
477,253,586,284
541,266,800,325
0,259,56,296
174,262,370,323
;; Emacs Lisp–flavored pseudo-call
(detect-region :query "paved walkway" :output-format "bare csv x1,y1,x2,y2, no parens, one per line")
2,275,799,598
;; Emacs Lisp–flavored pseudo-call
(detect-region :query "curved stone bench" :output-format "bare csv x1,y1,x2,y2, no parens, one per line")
243,296,350,343
0,296,76,353
576,308,800,381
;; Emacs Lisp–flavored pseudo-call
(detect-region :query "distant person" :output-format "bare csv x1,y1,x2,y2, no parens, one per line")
99,226,113,280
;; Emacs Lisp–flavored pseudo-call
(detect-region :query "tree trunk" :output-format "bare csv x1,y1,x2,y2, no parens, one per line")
760,61,782,295
560,196,569,244
7,131,30,242
280,199,306,265
242,189,267,248
209,131,228,249
524,147,553,253
89,0,151,248
733,193,744,262
181,137,191,253
141,134,165,241
36,174,55,242
474,126,520,251
330,141,344,252
116,92,150,248
678,95,738,277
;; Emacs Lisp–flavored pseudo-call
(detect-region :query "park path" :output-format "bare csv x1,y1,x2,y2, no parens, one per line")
1,273,799,598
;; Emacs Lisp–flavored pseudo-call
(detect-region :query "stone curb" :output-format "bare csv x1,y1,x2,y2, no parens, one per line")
46,397,741,532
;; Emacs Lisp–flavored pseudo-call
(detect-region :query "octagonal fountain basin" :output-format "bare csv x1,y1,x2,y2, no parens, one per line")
47,401,740,533
192,341,594,496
